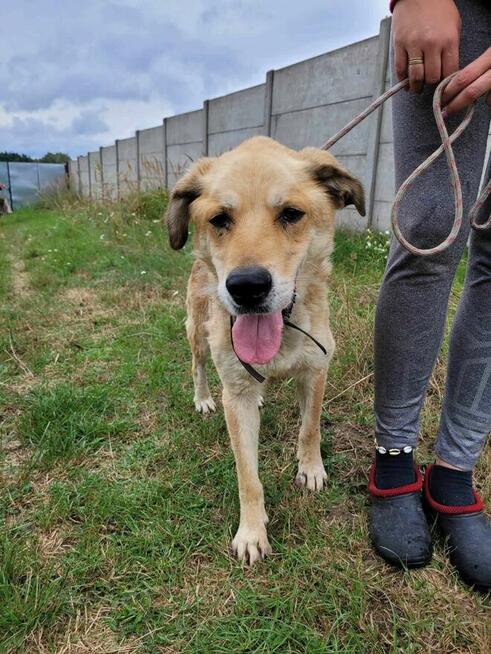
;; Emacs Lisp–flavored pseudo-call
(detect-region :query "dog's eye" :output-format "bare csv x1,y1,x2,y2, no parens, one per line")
279,207,305,225
209,212,231,230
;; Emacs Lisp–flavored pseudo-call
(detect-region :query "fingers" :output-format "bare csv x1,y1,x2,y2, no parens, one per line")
424,47,442,86
394,43,408,82
441,45,459,80
442,47,491,106
444,69,491,116
407,47,444,93
407,51,425,93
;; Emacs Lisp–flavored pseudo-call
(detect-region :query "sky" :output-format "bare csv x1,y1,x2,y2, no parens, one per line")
1,1,390,158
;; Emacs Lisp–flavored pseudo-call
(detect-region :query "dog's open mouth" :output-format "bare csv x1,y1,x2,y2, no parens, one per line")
231,312,283,365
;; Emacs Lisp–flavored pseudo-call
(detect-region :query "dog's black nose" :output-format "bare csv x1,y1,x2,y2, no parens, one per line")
226,266,272,307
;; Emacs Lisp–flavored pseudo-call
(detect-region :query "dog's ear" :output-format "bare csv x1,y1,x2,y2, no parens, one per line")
165,158,214,249
299,147,366,217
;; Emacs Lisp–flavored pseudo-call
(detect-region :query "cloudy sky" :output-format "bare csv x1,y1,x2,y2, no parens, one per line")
1,1,389,158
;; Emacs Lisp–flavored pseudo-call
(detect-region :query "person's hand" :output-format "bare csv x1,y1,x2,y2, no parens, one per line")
441,48,491,116
392,0,461,93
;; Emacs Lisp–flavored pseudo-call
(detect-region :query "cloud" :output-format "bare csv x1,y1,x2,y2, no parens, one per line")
71,110,109,136
0,0,389,158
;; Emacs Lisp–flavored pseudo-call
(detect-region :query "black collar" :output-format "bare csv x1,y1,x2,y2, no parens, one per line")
229,290,327,383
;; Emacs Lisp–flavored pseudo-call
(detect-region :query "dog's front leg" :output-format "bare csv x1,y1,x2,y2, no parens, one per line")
295,369,328,491
222,387,271,564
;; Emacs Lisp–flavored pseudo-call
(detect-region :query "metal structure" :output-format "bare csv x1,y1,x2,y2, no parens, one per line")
0,161,66,210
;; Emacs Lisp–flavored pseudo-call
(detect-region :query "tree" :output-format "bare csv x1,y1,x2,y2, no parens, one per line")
38,152,71,164
0,152,34,162
0,151,71,163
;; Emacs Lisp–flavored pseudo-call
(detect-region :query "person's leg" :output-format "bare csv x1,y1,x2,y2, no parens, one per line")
370,0,491,572
374,0,491,480
434,161,491,476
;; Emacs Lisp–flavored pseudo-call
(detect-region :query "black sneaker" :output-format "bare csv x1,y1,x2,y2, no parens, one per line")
369,463,432,569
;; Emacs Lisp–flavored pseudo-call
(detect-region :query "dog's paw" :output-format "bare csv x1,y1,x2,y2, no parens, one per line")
231,524,272,565
194,396,216,414
295,461,327,491
257,395,264,409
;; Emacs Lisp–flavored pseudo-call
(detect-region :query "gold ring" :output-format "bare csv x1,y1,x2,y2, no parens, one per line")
408,57,424,66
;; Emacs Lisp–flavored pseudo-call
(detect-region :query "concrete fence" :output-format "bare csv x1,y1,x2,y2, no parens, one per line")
68,17,491,232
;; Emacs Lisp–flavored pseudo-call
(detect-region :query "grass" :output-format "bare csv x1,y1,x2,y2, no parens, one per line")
0,195,489,653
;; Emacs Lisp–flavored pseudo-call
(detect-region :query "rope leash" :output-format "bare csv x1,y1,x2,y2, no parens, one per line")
321,73,491,257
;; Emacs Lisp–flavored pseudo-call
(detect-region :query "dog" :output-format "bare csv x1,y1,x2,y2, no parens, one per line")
165,136,365,564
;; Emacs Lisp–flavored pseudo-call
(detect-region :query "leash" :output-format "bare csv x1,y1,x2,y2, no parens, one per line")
321,73,491,257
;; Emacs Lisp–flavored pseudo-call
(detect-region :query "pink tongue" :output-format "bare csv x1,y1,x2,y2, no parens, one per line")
232,313,283,364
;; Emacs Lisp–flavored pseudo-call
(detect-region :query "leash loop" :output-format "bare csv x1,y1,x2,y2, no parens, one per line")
391,74,474,257
321,73,491,257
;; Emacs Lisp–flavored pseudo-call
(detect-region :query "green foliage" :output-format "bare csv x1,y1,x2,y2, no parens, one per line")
0,151,35,162
38,152,70,164
0,151,70,163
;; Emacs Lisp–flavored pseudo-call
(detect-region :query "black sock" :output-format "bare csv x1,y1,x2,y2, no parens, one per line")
375,450,415,489
429,464,474,506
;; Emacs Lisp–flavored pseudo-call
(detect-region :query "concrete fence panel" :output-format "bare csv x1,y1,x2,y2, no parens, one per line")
208,84,266,156
88,150,102,199
139,125,165,191
117,136,138,194
101,145,118,200
166,109,203,189
78,156,89,197
68,160,79,194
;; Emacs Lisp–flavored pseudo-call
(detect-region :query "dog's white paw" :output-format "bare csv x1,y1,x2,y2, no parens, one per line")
257,395,264,409
194,396,216,414
295,461,327,491
232,524,272,565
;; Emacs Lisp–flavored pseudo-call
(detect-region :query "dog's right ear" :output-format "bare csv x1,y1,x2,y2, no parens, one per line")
165,158,214,250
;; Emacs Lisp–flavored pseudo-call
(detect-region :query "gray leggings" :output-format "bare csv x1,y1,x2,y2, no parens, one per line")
374,0,491,470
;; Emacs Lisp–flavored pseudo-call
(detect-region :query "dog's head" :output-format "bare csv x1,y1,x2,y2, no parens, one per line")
166,136,364,363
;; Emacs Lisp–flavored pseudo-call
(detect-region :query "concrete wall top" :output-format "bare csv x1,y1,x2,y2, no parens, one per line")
208,84,265,134
78,155,89,171
101,145,117,165
166,109,203,146
117,137,137,160
272,36,379,115
139,125,164,155
88,151,100,163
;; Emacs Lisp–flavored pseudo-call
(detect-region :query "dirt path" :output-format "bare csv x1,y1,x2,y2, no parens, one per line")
8,252,31,298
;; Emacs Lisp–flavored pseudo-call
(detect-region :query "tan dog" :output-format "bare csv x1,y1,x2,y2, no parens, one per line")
166,136,365,564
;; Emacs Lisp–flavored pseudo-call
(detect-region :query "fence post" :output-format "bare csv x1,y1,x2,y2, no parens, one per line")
115,140,120,200
6,162,14,210
99,147,104,200
202,100,210,156
366,16,391,229
77,157,82,196
87,153,92,200
163,117,168,190
136,130,141,193
263,70,274,137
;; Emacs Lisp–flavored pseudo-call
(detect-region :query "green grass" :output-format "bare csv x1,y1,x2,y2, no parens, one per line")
0,200,489,654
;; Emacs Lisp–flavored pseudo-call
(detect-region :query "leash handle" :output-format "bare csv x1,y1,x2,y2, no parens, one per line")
322,73,491,256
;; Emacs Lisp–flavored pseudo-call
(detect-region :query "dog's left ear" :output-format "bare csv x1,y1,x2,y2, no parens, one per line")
165,157,214,250
300,147,366,217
